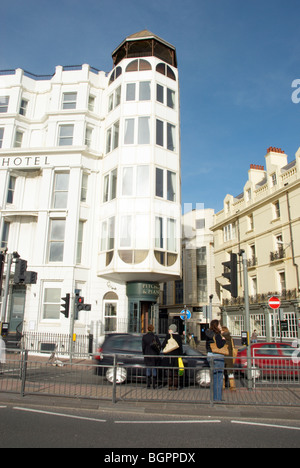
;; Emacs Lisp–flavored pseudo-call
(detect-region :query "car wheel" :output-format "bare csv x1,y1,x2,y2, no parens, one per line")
106,367,127,384
196,369,210,388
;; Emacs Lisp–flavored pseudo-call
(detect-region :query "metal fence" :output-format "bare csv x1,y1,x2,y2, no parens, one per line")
0,352,299,407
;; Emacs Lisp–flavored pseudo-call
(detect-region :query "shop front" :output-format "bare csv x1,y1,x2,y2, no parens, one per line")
127,282,160,333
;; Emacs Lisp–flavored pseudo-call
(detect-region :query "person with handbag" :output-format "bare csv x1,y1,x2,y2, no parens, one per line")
221,326,237,391
162,324,183,390
205,320,227,402
142,324,161,389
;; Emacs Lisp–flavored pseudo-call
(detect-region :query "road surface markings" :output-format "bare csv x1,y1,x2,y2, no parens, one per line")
115,420,222,424
0,406,7,409
231,420,300,431
13,407,107,423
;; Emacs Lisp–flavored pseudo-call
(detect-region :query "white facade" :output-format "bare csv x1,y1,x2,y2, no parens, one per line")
0,31,181,342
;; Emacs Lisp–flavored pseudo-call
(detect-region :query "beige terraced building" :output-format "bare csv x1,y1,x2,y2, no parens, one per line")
212,146,300,341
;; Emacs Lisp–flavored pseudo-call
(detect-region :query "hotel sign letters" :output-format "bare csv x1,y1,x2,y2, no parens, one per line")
0,156,50,168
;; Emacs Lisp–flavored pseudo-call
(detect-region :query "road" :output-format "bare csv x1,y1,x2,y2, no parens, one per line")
0,403,299,449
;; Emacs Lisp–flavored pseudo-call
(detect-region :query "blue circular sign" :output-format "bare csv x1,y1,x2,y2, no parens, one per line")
180,310,191,320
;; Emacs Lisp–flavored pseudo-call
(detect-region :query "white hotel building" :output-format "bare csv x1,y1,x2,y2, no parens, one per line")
0,30,181,347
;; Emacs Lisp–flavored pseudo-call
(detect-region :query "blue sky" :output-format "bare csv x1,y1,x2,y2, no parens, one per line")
2,0,300,212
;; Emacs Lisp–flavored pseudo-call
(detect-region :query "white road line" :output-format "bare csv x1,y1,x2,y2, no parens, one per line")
115,420,222,424
0,406,7,409
13,407,107,423
231,420,300,431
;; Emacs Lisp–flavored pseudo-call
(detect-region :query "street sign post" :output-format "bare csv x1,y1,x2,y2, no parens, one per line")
180,307,191,343
268,296,281,310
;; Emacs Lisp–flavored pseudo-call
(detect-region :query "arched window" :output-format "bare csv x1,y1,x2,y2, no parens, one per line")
126,59,152,72
156,63,176,81
109,66,122,85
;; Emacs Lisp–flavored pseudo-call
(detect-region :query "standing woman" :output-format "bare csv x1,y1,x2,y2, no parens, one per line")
142,324,161,389
162,324,183,390
205,320,227,402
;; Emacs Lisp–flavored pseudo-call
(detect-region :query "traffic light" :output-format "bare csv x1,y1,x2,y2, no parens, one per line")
14,258,37,285
75,293,91,319
61,293,70,319
14,258,27,284
222,253,238,298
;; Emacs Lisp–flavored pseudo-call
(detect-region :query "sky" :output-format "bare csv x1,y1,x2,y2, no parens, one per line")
1,0,300,212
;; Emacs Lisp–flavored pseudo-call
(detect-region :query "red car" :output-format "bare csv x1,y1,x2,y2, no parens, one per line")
235,342,300,380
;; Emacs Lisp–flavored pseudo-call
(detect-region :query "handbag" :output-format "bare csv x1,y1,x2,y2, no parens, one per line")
178,357,184,376
163,335,179,354
210,336,230,356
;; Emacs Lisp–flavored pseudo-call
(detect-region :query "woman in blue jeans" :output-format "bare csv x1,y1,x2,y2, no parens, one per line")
205,320,227,402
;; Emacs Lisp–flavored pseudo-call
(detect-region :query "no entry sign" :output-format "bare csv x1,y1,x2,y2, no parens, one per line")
268,296,281,310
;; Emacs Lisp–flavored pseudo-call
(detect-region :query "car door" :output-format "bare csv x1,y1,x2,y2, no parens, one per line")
277,344,299,377
253,344,279,376
123,336,145,379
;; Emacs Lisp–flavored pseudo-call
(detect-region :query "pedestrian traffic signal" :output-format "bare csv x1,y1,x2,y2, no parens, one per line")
61,294,70,319
222,253,238,298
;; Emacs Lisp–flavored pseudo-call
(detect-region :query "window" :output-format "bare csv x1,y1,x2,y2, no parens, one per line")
43,288,61,320
109,66,122,85
278,270,286,294
167,218,176,252
126,83,136,101
49,219,66,262
108,86,121,112
85,126,93,147
106,121,119,153
1,222,10,249
155,168,176,202
0,96,9,113
223,223,236,242
62,92,77,110
101,217,115,251
76,220,84,264
156,63,176,81
103,168,117,202
156,119,164,147
156,84,175,109
196,219,205,230
120,215,132,248
19,99,28,116
154,216,178,266
104,302,117,332
139,81,151,100
121,166,149,197
0,128,4,148
126,59,151,72
155,217,164,249
88,95,95,112
156,119,176,151
248,214,254,231
271,172,277,187
58,124,74,146
14,130,23,148
7,176,16,204
273,201,280,219
52,172,69,209
124,117,150,145
157,84,164,103
81,173,88,202
138,117,150,144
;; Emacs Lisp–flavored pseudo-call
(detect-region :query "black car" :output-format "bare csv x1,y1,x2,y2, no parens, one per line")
93,333,210,387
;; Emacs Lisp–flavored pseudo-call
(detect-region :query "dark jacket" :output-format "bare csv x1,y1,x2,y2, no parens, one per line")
162,333,183,367
142,332,161,367
205,329,226,354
